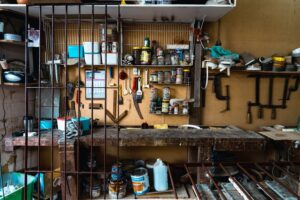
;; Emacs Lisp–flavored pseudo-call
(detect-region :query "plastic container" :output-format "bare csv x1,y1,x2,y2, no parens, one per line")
57,117,71,131
153,158,168,192
0,172,36,200
85,53,101,65
131,168,149,195
40,119,53,130
83,42,100,54
72,117,90,131
68,45,84,58
101,53,118,65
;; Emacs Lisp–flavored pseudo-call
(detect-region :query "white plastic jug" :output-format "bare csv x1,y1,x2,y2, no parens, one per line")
153,158,168,191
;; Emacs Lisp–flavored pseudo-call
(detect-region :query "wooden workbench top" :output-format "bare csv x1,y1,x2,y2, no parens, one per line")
4,127,265,151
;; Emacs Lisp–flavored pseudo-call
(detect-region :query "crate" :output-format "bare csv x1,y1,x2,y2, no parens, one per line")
0,172,36,200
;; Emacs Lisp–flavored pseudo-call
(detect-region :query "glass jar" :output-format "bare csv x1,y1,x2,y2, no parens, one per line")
132,47,142,65
162,100,169,114
163,87,170,100
157,71,164,84
141,47,151,65
183,69,191,84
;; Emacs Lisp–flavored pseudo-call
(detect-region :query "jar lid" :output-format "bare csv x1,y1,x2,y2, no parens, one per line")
133,46,142,50
273,56,285,62
142,47,151,50
183,69,190,72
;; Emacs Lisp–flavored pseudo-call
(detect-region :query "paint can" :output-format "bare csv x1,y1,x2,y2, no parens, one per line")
131,167,149,195
163,87,170,100
162,100,169,114
109,180,127,199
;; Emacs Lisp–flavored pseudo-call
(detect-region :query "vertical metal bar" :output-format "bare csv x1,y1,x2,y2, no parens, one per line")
236,163,277,200
24,4,29,200
77,4,81,199
64,4,68,200
219,163,254,200
51,5,55,199
201,163,227,200
184,164,202,200
37,5,42,200
89,4,95,199
168,164,178,199
255,163,300,197
104,4,108,199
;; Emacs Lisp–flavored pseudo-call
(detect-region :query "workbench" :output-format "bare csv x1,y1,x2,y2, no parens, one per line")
4,127,265,199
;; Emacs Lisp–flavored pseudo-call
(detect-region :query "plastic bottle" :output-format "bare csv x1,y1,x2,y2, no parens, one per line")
153,158,168,191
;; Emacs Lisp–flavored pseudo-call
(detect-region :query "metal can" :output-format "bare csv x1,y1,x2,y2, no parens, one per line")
112,42,118,53
183,69,191,84
176,74,183,84
109,180,126,199
162,100,169,113
132,46,142,65
171,68,177,83
150,72,158,82
131,168,150,195
150,88,158,101
164,71,171,84
141,47,151,65
157,71,164,84
174,103,179,115
163,87,170,100
176,67,183,75
150,101,157,113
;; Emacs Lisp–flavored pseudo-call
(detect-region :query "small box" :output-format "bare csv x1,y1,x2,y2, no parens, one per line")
85,53,101,65
68,45,84,58
101,53,118,65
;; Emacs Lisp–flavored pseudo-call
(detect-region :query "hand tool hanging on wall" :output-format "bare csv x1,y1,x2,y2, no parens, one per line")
213,73,230,112
247,75,292,123
118,84,123,105
131,77,144,120
136,77,143,103
287,77,299,100
143,69,150,88
108,66,114,86
106,90,128,124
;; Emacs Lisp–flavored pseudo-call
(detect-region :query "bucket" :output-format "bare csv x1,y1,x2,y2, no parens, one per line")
72,117,90,132
130,167,149,195
57,117,71,131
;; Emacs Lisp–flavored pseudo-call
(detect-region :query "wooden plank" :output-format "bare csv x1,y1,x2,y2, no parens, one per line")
259,131,300,141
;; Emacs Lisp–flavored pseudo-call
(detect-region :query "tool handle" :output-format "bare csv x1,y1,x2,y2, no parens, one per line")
132,77,137,92
109,67,114,78
138,77,141,90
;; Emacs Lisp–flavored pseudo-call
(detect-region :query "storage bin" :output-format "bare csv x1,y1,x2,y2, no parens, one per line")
101,53,118,65
72,117,90,132
68,45,84,58
0,172,36,200
85,53,101,65
83,42,100,54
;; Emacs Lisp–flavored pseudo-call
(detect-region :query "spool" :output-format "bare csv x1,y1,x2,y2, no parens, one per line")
131,167,149,195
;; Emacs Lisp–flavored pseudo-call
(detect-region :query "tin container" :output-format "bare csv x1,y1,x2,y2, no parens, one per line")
164,71,171,84
109,180,126,199
133,47,142,65
162,100,169,113
150,88,158,101
157,71,164,84
272,56,286,71
131,168,150,195
163,87,170,100
183,69,191,84
150,72,158,82
141,47,151,65
176,74,183,84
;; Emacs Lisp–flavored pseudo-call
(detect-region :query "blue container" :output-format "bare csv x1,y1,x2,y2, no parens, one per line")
153,159,168,192
68,45,84,58
72,117,90,131
40,120,53,130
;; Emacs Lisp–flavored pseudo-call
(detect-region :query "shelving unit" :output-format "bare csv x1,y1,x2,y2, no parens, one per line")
0,40,25,46
122,64,193,68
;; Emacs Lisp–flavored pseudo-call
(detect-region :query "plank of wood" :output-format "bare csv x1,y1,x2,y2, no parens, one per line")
259,131,300,141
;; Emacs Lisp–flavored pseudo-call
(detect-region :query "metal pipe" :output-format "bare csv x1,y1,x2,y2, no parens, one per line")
184,164,202,200
104,4,108,199
64,4,68,200
168,164,178,199
255,163,300,197
51,5,55,199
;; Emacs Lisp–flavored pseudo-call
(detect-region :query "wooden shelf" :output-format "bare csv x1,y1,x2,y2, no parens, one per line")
0,40,25,46
150,113,189,116
0,3,236,22
2,82,38,87
209,69,300,76
150,82,190,86
122,64,192,68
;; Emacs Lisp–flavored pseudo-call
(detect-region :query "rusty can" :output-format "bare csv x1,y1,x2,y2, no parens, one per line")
162,87,170,100
109,180,126,199
162,100,169,114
